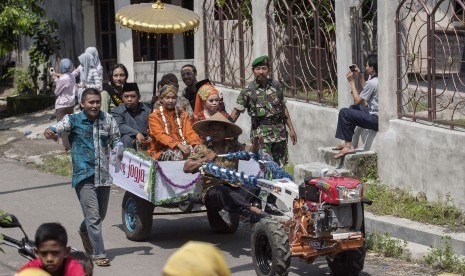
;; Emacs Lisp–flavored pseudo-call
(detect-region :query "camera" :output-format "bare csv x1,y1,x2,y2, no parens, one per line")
349,65,356,72
49,68,55,74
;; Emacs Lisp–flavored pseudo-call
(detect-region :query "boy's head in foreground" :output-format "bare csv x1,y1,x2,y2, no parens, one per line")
34,223,70,275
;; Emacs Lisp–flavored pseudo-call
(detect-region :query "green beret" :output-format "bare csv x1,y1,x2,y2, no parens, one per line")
252,55,269,68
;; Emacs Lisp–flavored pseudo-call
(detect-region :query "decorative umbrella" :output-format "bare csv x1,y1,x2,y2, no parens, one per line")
115,0,200,94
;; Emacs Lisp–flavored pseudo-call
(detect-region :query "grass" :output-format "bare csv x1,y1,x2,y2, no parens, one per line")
422,236,465,274
365,232,410,260
39,154,72,177
364,180,464,230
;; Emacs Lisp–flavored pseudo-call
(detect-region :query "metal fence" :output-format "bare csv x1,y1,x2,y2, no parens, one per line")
396,0,465,130
202,0,254,89
202,0,339,105
266,0,337,105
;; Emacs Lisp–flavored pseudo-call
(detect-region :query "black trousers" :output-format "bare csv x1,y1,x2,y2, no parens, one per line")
335,105,378,142
204,185,259,214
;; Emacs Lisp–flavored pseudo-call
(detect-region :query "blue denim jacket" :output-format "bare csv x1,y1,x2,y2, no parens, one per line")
55,111,120,187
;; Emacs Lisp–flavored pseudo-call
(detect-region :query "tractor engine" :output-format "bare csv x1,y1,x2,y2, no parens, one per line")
298,177,364,238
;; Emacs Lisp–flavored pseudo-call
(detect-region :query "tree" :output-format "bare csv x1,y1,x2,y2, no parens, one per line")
0,0,60,93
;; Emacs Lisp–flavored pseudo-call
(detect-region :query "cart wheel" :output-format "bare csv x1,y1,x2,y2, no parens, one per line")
251,218,291,276
121,191,154,241
206,209,240,234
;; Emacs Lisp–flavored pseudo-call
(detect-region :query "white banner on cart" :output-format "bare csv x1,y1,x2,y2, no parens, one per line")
110,147,202,204
111,150,152,202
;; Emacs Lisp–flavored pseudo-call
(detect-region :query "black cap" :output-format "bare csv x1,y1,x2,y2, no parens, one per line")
123,82,139,92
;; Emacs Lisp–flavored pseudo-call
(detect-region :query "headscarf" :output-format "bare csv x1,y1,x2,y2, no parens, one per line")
85,47,102,69
78,52,95,83
194,80,219,114
60,58,73,74
163,241,231,276
159,84,178,99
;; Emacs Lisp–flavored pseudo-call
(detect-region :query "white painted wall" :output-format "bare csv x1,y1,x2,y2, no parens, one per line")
115,0,135,82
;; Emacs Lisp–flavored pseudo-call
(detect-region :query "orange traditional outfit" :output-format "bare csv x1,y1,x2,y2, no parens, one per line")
147,107,202,160
192,79,233,124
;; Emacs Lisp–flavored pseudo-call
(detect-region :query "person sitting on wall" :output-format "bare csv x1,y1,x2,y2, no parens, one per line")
333,53,379,159
111,82,151,150
147,85,202,160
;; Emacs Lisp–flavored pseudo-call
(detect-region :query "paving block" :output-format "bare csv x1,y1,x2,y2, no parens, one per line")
318,147,377,180
294,162,353,186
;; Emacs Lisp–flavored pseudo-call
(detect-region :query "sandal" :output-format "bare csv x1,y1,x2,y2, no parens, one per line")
334,147,356,159
78,231,93,255
94,258,111,267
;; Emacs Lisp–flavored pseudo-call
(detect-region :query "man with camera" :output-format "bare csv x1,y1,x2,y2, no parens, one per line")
333,54,378,159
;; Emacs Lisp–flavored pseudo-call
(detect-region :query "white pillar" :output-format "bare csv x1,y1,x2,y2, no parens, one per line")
115,0,135,82
193,1,207,79
377,0,397,131
251,1,268,59
335,0,358,108
172,0,184,59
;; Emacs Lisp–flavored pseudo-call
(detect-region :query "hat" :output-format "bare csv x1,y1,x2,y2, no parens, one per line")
123,82,139,92
163,241,231,276
193,112,242,138
194,79,219,114
252,55,269,68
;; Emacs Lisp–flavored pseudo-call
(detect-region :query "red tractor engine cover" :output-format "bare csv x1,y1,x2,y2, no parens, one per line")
302,177,362,206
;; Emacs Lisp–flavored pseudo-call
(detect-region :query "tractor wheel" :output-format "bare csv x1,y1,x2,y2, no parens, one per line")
251,218,291,276
206,209,240,234
121,191,154,241
326,246,366,276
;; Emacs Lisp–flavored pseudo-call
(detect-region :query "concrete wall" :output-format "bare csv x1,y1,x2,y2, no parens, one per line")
379,120,465,208
133,59,194,102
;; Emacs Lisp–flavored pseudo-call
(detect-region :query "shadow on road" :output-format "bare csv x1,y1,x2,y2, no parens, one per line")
0,182,69,195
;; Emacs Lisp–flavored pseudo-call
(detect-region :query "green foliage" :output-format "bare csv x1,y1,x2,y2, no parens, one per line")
364,182,464,229
365,232,410,259
6,67,33,95
39,154,72,177
422,236,465,274
0,210,12,253
283,164,294,177
0,0,60,93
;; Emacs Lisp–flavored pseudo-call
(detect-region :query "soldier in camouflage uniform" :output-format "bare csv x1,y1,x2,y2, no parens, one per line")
230,55,297,166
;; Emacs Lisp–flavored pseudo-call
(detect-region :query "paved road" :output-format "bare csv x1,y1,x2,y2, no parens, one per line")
0,158,436,276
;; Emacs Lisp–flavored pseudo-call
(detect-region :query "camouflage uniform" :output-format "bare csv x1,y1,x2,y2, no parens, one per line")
234,79,289,165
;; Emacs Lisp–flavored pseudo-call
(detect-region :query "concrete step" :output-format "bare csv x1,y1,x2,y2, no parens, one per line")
365,211,465,257
294,162,353,186
318,147,377,180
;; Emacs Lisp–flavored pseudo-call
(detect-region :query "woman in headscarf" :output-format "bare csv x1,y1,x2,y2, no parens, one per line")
76,52,102,103
84,47,103,80
147,85,202,161
192,79,232,124
51,58,76,150
101,63,128,113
